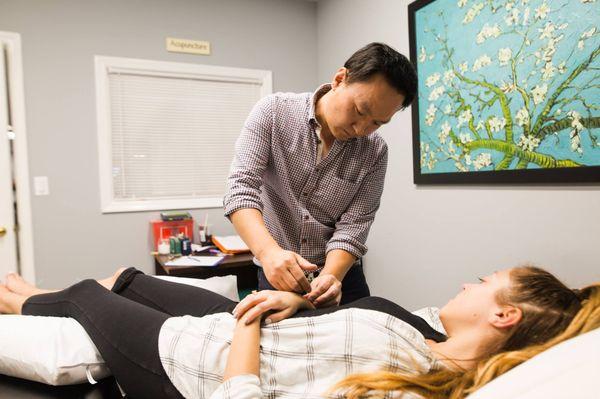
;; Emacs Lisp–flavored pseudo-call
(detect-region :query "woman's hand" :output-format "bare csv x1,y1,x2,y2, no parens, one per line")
232,290,315,325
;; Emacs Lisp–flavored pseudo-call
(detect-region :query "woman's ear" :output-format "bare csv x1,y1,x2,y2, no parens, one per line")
331,67,348,89
489,306,522,329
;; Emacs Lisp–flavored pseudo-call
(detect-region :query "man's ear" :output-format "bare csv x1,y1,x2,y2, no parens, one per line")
489,306,522,329
331,67,348,89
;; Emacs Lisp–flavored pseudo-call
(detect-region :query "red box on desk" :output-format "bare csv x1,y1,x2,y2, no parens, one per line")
151,219,194,250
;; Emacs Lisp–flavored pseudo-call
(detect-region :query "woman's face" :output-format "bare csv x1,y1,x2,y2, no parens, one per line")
439,269,513,332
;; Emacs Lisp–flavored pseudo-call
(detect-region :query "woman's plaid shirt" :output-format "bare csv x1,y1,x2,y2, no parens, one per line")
159,307,443,399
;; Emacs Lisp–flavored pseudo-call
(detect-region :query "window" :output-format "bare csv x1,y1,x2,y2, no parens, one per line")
95,56,272,213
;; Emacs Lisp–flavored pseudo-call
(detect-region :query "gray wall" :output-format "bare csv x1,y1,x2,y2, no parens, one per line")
317,0,600,310
0,0,318,287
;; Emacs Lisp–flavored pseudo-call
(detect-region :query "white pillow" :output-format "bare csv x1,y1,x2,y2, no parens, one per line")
0,274,239,386
467,328,600,399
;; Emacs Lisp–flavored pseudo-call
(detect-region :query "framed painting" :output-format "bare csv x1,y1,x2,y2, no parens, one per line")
408,0,600,184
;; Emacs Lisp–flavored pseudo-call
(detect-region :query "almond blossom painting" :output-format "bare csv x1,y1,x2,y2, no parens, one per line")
409,0,599,183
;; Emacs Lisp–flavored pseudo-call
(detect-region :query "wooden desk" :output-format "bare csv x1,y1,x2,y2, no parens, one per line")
154,253,258,292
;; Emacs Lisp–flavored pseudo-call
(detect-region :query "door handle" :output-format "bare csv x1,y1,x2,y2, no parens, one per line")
0,227,6,237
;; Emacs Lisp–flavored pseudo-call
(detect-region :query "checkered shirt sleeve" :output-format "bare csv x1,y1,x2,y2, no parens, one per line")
223,95,274,216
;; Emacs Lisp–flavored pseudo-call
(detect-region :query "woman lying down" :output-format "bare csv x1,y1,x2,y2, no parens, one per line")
0,265,598,399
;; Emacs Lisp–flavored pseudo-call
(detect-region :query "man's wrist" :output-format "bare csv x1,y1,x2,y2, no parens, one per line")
255,243,281,263
318,269,344,282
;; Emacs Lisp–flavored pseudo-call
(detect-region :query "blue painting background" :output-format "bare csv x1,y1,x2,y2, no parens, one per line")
414,0,600,174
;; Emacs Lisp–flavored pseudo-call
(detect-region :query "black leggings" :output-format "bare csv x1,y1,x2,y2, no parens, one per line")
21,268,445,399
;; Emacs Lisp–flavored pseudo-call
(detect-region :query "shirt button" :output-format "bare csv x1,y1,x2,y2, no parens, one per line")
315,168,320,172
301,238,307,244
302,192,308,196
304,215,309,220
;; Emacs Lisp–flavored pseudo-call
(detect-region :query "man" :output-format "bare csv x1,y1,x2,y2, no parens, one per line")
224,42,417,307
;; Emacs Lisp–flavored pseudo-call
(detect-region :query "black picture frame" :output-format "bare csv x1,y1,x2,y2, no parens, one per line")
408,0,600,185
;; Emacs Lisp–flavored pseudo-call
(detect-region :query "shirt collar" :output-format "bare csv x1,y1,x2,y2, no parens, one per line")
308,83,332,127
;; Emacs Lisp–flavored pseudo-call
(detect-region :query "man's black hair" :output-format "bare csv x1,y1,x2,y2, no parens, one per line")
344,42,418,109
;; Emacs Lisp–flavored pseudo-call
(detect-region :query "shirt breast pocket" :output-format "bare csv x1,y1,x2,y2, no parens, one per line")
313,175,359,220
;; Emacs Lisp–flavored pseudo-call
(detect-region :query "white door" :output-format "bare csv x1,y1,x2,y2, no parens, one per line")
0,45,18,277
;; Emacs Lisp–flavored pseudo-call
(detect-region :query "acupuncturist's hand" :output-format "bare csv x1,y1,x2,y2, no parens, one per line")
233,290,315,324
304,274,342,308
259,247,318,293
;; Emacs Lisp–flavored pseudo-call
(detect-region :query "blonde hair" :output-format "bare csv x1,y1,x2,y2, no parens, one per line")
330,266,600,399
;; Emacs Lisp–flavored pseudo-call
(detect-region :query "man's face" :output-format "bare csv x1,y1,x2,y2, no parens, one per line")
324,69,406,141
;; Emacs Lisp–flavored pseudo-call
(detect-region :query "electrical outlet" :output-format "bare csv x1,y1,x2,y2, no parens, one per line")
33,176,50,196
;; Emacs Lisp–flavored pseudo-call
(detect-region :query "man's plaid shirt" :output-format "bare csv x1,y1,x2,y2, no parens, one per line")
223,85,388,266
158,307,444,399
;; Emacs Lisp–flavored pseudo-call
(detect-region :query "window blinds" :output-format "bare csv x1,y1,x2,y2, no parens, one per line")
108,71,262,202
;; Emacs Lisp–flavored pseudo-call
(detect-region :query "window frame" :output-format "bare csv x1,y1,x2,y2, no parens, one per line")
94,55,272,213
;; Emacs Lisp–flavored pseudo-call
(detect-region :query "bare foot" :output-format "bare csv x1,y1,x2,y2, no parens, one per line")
5,273,50,296
0,284,28,314
98,267,128,290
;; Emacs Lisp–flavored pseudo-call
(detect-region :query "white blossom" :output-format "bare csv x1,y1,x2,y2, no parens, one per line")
459,62,469,73
541,62,556,80
428,85,446,101
498,48,512,66
443,70,455,84
463,2,484,24
568,111,584,154
425,73,441,87
448,140,456,154
568,111,585,131
458,109,473,127
570,131,582,154
459,133,474,144
419,46,427,63
516,107,530,126
473,153,492,170
578,27,597,50
488,116,507,133
531,84,548,105
535,2,549,19
500,80,516,93
438,122,451,144
476,23,502,44
425,103,437,126
557,61,567,74
539,22,555,40
455,161,468,172
472,54,492,72
421,143,438,170
458,0,468,7
581,27,596,39
518,135,541,151
444,104,453,114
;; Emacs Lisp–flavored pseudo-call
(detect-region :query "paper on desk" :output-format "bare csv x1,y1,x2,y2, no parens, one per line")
165,256,224,267
191,244,215,253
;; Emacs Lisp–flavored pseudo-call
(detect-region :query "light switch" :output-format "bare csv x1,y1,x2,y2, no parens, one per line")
34,176,50,196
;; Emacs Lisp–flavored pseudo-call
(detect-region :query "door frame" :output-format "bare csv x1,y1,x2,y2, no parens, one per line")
0,31,35,282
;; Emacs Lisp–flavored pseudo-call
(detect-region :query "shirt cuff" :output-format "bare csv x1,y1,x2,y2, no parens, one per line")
209,374,262,399
326,237,366,259
223,199,264,219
